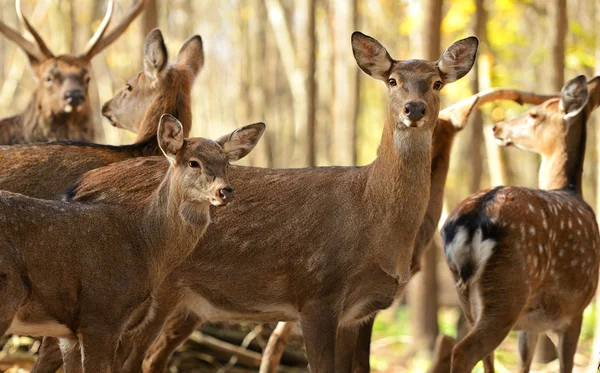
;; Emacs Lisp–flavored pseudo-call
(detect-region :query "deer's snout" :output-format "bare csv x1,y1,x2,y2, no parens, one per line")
213,186,235,206
404,101,427,122
101,102,117,126
64,89,85,107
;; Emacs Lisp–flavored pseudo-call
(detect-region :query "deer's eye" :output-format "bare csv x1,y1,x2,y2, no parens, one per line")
188,160,200,168
529,112,538,120
388,78,397,87
125,84,132,92
44,76,53,83
433,81,443,90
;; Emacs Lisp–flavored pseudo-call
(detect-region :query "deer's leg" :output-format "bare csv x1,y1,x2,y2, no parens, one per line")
79,327,119,373
142,311,202,373
482,353,494,373
517,331,539,373
120,301,177,373
335,325,359,373
352,316,375,373
299,304,338,373
58,338,82,373
31,337,64,373
556,315,583,373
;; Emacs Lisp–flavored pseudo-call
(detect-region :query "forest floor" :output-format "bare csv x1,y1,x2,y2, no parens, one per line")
0,304,597,372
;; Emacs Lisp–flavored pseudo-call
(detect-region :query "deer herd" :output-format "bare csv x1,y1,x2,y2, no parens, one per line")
0,1,597,373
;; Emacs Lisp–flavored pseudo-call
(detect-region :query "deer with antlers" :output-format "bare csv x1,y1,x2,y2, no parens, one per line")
257,89,558,373
441,75,600,373
0,0,146,144
0,114,264,373
59,32,478,372
0,28,203,200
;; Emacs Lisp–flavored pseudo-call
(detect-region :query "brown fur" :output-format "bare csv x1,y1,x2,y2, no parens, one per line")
440,76,600,373
65,33,478,373
0,30,201,201
0,115,264,373
0,1,145,144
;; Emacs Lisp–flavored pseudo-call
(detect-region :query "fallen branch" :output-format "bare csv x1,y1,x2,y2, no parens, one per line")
188,331,262,368
259,322,294,373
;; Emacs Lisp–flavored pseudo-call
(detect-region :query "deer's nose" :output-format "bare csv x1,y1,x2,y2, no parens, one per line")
404,101,427,122
64,90,85,106
219,186,236,204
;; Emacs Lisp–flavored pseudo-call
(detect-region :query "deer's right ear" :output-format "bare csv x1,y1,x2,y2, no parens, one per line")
438,36,479,83
177,35,204,80
351,32,394,81
158,114,185,163
143,28,169,85
217,122,266,162
560,75,589,120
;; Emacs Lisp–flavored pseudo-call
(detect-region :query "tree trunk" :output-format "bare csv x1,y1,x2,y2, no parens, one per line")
591,3,600,370
330,0,358,166
406,0,442,355
534,0,567,364
301,0,317,166
141,0,158,43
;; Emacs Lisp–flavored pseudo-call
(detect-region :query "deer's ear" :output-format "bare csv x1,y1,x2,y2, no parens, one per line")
158,114,184,163
143,28,169,85
351,32,394,82
177,35,204,81
216,122,266,162
560,75,589,120
438,37,479,83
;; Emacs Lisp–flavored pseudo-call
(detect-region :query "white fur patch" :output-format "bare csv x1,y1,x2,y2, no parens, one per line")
446,226,496,286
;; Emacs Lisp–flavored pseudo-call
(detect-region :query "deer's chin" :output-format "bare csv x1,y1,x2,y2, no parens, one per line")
494,137,512,147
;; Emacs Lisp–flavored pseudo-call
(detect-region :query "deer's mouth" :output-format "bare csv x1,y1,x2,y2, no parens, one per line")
494,136,512,147
399,116,420,128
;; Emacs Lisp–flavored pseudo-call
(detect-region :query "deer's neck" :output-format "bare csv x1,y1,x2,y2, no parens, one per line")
365,117,433,279
539,116,586,195
142,173,210,280
22,94,93,143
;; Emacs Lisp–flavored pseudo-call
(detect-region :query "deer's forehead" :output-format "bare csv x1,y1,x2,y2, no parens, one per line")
184,139,228,164
392,60,439,81
42,57,89,76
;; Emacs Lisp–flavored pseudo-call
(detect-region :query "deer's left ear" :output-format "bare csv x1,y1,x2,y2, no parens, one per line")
560,75,589,120
158,114,185,163
438,37,479,83
216,122,266,162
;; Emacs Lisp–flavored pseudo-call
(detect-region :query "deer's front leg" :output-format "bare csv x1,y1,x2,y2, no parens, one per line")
299,303,338,373
31,337,64,373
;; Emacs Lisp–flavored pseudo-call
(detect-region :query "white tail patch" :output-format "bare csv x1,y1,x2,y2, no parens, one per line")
445,226,496,289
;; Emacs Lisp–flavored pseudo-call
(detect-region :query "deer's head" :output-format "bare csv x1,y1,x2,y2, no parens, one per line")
102,29,204,134
492,75,600,156
351,32,478,134
157,114,265,211
0,0,146,117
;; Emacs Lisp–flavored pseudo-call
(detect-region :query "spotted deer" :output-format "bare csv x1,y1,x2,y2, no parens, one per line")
0,0,146,144
0,114,264,373
256,89,558,373
0,28,203,201
441,75,600,373
63,32,478,372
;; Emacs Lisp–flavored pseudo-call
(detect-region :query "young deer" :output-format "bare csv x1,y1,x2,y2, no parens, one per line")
257,89,558,373
0,29,203,200
0,114,264,373
0,0,146,144
65,32,478,373
441,75,600,373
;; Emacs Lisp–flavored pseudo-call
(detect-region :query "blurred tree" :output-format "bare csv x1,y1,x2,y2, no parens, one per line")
592,1,600,368
141,0,158,45
407,0,442,355
330,0,359,166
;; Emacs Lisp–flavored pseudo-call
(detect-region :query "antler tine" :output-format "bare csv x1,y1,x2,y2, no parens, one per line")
81,0,148,60
439,88,559,130
15,0,54,59
0,19,45,62
80,0,114,60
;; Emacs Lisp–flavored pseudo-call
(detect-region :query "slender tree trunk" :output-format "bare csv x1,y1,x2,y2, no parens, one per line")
407,0,442,355
302,0,317,166
591,3,600,371
330,0,358,165
535,0,568,364
141,0,158,43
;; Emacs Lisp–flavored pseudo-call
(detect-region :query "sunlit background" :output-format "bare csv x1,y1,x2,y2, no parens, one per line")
0,0,599,371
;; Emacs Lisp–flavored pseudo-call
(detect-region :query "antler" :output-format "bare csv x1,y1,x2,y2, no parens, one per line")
0,0,53,63
439,88,559,130
80,0,148,60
